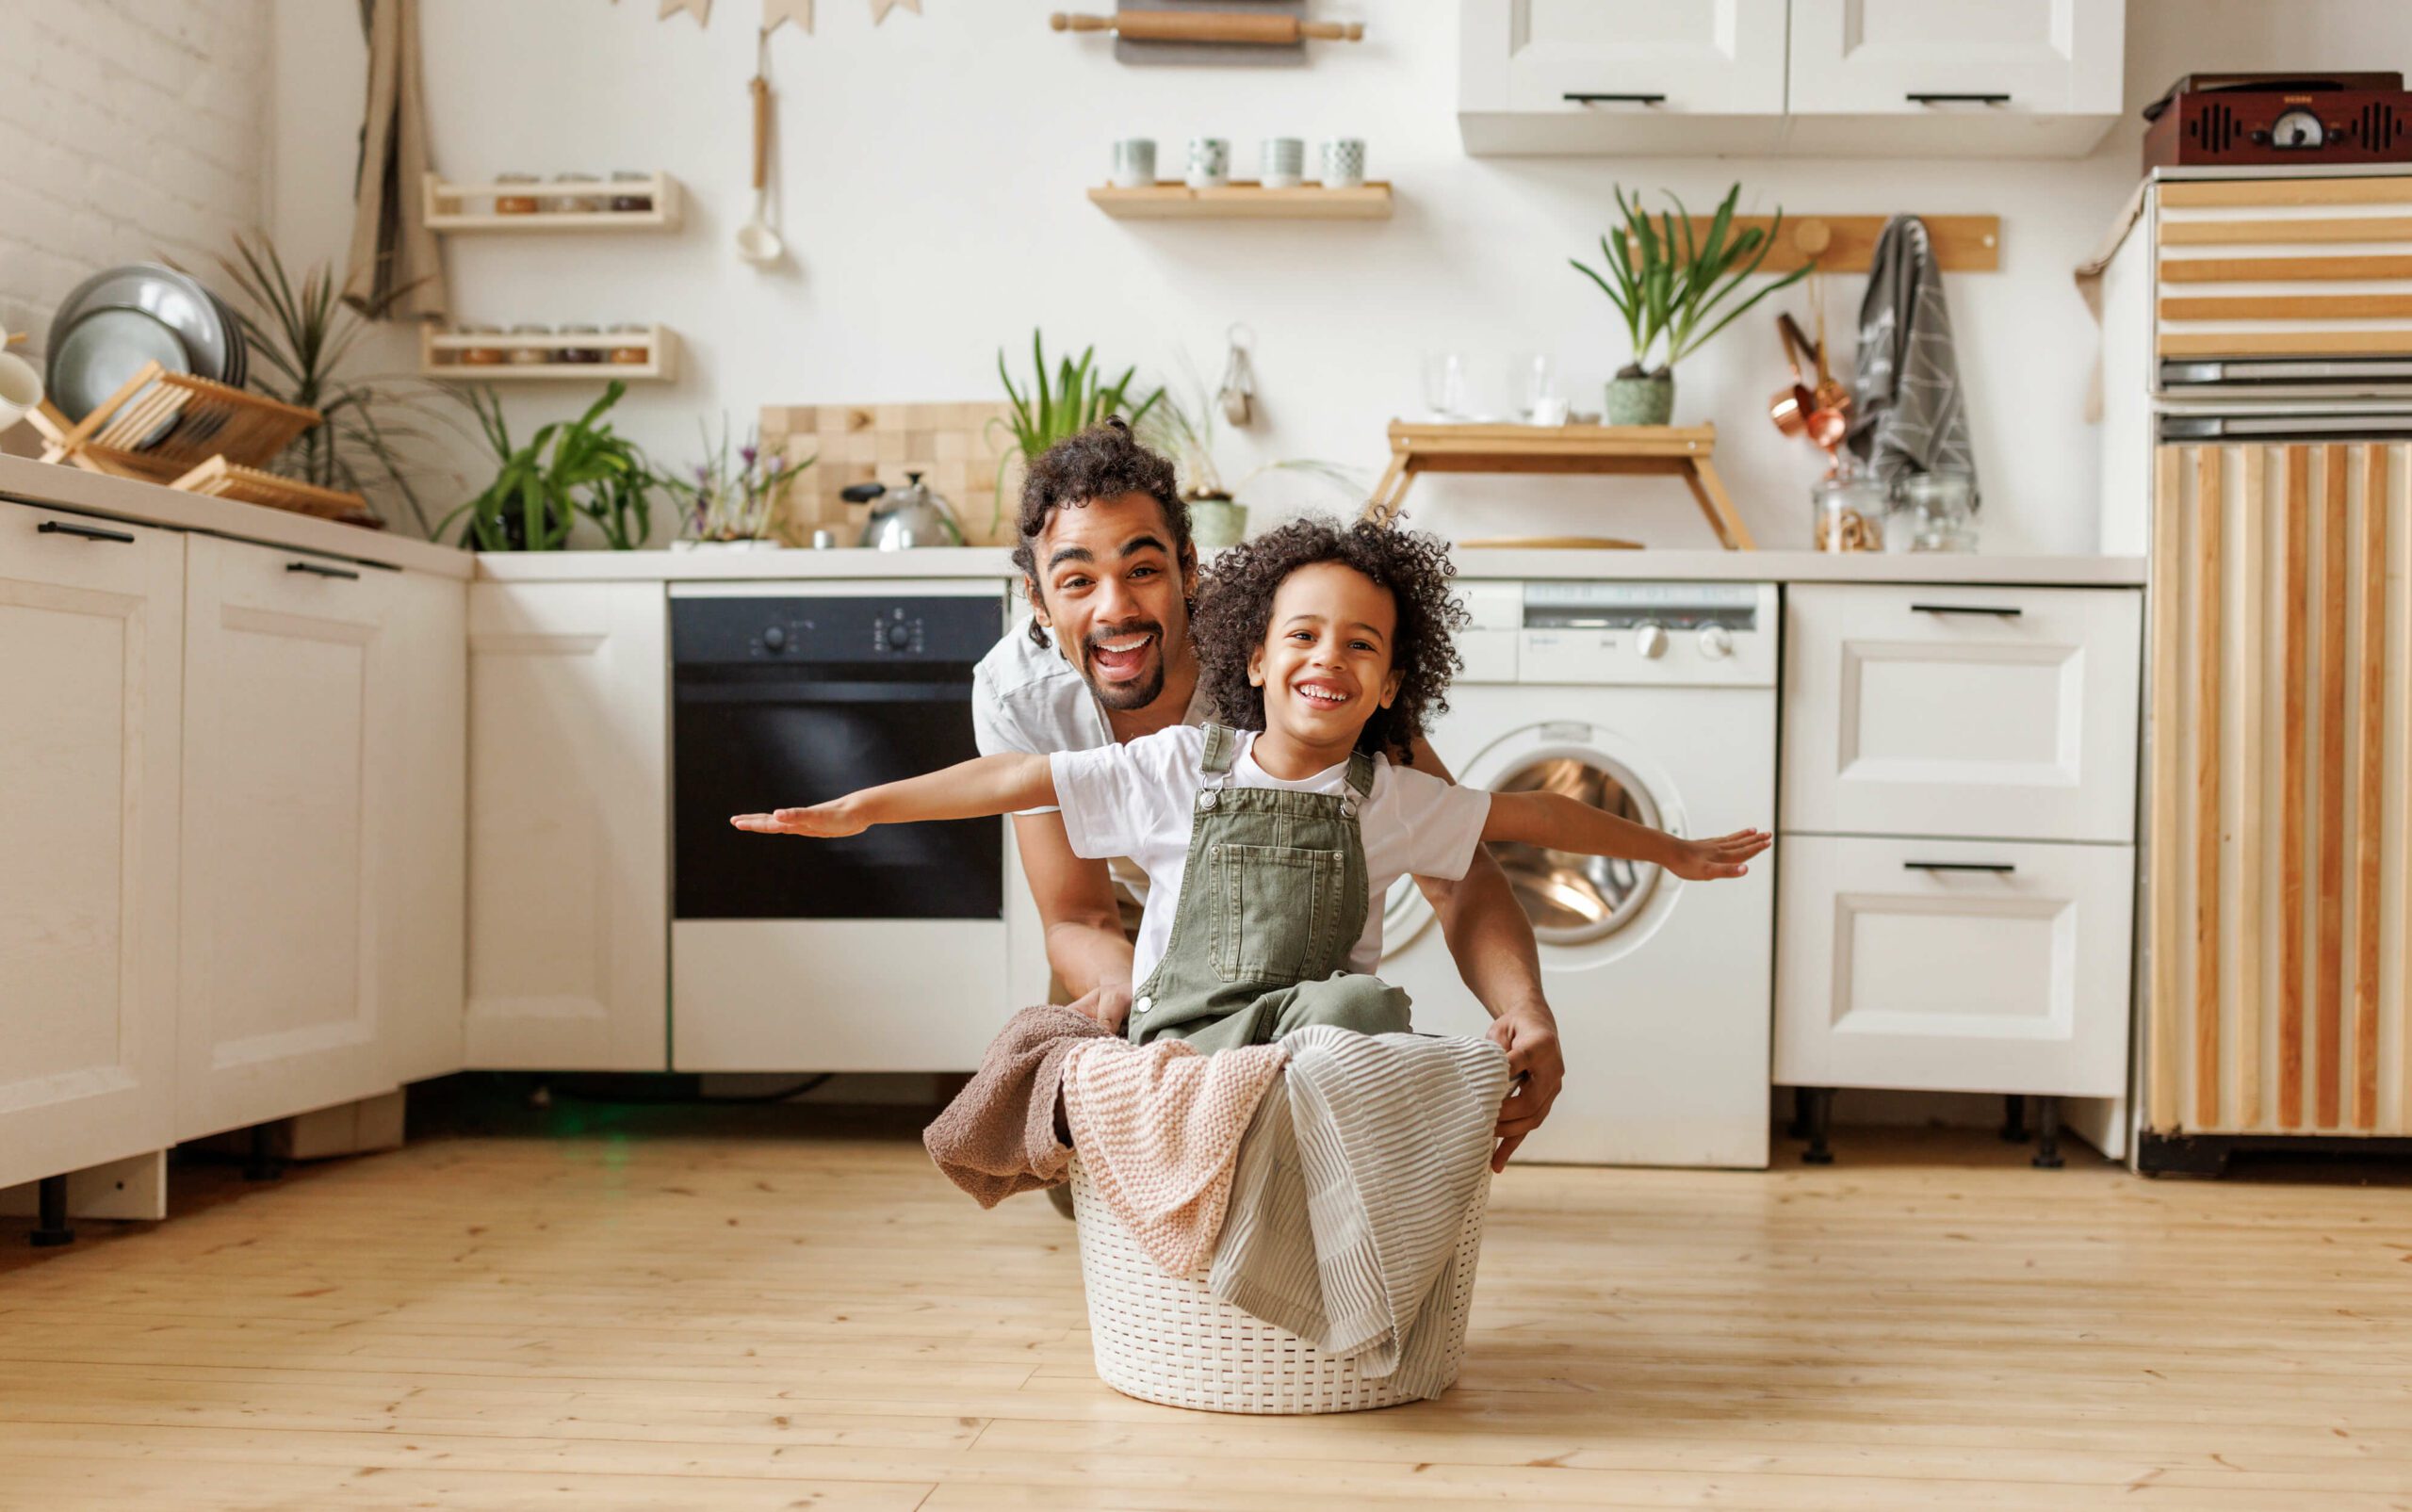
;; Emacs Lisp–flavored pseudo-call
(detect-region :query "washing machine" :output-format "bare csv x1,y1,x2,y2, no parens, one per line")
1380,578,1779,1168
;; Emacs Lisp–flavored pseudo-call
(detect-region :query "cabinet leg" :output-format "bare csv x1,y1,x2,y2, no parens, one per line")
1785,1085,1812,1141
2031,1095,2064,1170
29,1175,74,1247
243,1123,285,1182
1801,1086,1836,1165
2000,1093,2029,1143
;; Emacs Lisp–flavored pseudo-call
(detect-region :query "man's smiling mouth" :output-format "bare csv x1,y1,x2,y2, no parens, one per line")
1088,628,1156,676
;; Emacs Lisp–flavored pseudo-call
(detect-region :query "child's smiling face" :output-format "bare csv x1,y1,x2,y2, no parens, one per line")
1247,561,1404,756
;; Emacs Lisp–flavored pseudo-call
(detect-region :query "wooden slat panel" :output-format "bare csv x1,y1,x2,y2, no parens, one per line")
2159,253,2412,284
2398,446,2412,1135
2149,447,2186,1133
2160,293,2412,321
2159,330,2412,358
2353,447,2388,1130
2194,447,2224,1129
2236,447,2268,1131
2280,446,2310,1130
2317,447,2350,1130
2159,216,2412,247
2161,178,2412,209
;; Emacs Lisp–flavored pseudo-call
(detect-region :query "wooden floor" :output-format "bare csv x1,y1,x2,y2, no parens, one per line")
3,1089,2409,1511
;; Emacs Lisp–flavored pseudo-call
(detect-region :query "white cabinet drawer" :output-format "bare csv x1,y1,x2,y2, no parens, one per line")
1773,835,2134,1097
1782,584,2141,843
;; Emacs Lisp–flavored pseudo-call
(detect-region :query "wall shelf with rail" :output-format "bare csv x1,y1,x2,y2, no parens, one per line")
420,325,680,382
422,171,684,233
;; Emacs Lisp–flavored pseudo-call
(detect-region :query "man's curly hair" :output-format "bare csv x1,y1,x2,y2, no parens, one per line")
1192,516,1468,763
1010,417,1191,649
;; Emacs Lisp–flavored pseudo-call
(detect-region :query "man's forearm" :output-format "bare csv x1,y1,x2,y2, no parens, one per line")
1426,849,1551,1020
1045,916,1136,1000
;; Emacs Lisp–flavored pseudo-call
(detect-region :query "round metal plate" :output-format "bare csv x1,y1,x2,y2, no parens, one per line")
48,262,237,389
48,307,192,430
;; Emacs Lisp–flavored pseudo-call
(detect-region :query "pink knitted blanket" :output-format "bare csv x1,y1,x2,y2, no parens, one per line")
1062,1037,1290,1276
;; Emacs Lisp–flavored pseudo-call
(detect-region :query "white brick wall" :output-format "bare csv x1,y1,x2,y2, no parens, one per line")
0,0,270,350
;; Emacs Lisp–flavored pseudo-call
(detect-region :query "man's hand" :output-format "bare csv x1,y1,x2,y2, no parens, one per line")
1664,828,1771,882
1064,983,1133,1032
729,801,865,838
1484,1006,1564,1172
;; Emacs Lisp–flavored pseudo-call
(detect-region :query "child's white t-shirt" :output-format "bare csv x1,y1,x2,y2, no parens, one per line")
1049,724,1492,988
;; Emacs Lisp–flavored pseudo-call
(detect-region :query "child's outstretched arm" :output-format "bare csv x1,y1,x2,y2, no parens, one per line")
1480,793,1769,882
730,754,1056,838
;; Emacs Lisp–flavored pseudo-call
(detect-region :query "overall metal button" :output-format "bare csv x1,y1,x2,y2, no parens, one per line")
1340,799,1358,819
1132,996,1152,1016
1198,789,1218,811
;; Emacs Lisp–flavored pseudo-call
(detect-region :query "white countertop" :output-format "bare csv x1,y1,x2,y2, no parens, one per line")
0,454,473,578
473,544,2144,587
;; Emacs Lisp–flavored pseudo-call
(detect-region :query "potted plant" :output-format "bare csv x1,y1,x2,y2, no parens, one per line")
656,416,815,547
442,380,658,551
992,331,1163,536
1571,183,1812,426
1138,365,1359,549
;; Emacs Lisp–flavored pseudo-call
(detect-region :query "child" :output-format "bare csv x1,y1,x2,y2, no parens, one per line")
733,517,1768,1053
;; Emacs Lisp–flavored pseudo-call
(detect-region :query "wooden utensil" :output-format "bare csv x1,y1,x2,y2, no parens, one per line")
1051,11,1364,43
735,34,783,266
1771,314,1817,438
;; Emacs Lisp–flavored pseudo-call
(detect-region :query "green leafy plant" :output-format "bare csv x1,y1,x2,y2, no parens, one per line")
1570,183,1814,380
197,234,465,536
654,416,815,543
440,380,657,551
990,330,1164,532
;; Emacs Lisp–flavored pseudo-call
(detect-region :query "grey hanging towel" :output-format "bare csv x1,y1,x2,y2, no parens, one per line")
343,0,447,321
1847,215,1975,504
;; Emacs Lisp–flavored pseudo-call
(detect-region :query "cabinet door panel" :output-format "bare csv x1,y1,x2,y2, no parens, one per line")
0,509,182,1190
179,537,396,1140
1787,0,2121,116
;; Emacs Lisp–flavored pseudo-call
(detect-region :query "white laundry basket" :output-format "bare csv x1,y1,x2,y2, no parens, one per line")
1065,1156,1489,1413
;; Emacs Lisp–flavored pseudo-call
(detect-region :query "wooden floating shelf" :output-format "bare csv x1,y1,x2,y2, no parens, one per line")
420,325,680,382
422,171,683,233
1089,180,1393,220
1621,213,2001,274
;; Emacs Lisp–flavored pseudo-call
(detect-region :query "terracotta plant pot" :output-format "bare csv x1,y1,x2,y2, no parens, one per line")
1188,495,1247,549
1604,372,1674,427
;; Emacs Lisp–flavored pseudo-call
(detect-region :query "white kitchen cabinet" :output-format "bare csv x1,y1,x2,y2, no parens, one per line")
464,580,667,1070
378,568,467,1086
1782,583,2142,844
175,535,402,1142
1774,834,2135,1097
0,506,184,1192
1458,0,1790,154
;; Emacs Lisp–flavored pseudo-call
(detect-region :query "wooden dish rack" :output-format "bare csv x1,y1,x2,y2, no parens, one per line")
27,361,371,524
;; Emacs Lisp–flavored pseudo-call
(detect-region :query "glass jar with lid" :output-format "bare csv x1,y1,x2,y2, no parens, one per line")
608,171,654,213
1812,467,1888,553
458,324,508,366
607,324,651,366
552,171,603,213
494,172,540,215
1895,471,1980,553
558,324,606,364
506,323,554,366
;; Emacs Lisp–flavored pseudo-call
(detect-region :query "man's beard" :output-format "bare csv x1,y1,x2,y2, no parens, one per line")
1081,616,1166,712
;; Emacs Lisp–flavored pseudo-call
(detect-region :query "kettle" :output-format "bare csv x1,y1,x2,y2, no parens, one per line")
845,472,966,550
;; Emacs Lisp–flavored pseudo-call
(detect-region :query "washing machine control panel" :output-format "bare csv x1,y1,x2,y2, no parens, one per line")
1508,581,1777,687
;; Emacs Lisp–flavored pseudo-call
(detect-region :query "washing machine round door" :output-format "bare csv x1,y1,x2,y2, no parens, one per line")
1382,722,1684,959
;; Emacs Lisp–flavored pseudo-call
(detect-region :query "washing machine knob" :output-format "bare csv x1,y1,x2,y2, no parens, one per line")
1698,625,1734,659
1635,622,1669,659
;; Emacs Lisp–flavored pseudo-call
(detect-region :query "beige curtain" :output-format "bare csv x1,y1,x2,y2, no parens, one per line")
344,0,447,320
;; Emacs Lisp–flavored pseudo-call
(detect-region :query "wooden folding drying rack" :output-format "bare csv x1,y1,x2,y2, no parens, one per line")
1360,421,1755,550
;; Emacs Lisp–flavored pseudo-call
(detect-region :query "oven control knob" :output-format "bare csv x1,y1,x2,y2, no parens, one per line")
1635,622,1669,659
762,626,786,651
1698,625,1734,659
886,622,912,651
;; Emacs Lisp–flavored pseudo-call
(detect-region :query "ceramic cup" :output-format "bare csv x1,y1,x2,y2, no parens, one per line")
1186,137,1231,189
1259,137,1306,189
0,351,43,433
1319,138,1366,189
1111,138,1157,189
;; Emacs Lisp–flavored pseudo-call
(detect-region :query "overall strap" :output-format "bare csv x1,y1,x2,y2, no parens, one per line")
1343,747,1377,802
1198,723,1241,779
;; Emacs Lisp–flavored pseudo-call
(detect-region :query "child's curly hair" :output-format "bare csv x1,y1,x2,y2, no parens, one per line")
1192,515,1468,762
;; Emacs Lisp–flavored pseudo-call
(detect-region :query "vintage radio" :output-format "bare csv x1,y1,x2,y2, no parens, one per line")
2142,73,2412,171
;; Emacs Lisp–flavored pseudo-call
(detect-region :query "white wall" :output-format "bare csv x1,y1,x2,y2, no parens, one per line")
251,0,2410,551
1,0,269,449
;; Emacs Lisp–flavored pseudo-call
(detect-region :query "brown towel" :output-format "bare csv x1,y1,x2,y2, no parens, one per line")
924,1003,1114,1207
345,0,447,320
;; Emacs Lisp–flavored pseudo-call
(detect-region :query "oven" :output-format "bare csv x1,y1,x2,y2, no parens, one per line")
667,581,1019,1072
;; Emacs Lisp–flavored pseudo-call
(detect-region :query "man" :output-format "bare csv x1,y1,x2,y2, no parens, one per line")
971,419,1565,1177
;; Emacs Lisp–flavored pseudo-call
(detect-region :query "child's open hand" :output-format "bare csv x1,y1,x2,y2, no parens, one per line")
730,803,865,838
1666,828,1770,881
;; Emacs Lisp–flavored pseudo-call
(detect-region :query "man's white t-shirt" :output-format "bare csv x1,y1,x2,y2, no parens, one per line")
1049,724,1492,989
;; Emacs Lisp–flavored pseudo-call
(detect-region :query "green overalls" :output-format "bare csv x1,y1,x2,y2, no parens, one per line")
1126,724,1414,1053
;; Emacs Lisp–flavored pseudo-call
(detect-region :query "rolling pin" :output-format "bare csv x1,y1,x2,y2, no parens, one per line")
1051,11,1365,42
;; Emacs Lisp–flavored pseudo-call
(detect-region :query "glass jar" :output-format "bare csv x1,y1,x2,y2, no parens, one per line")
459,324,507,366
1896,471,1980,553
494,172,540,215
557,324,605,364
608,171,654,213
606,324,651,365
1812,470,1888,553
506,323,553,366
552,171,603,213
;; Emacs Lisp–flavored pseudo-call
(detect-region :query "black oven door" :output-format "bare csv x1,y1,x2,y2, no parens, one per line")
673,607,1003,921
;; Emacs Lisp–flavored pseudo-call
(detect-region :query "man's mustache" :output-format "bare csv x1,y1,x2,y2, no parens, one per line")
1084,618,1162,651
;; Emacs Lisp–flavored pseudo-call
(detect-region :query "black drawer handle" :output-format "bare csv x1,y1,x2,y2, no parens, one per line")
286,561,361,580
37,519,136,545
1911,602,2024,618
1907,92,2010,105
1565,92,1666,106
1904,860,2017,874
